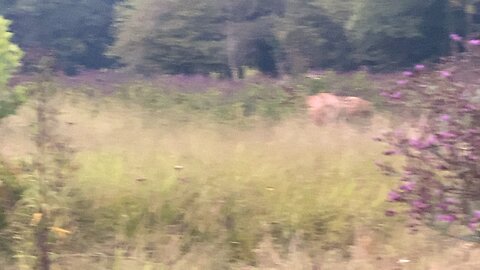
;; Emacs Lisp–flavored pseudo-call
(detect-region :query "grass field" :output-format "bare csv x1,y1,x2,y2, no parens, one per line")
0,82,479,269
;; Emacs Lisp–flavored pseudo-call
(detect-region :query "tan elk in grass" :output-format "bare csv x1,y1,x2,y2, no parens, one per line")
306,93,373,125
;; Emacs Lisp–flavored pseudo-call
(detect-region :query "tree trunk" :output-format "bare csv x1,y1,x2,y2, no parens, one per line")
226,22,241,80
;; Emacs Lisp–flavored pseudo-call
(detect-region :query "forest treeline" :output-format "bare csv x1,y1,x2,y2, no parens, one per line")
1,0,480,77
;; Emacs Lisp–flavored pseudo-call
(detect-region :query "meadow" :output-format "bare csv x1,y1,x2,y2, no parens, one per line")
1,73,480,269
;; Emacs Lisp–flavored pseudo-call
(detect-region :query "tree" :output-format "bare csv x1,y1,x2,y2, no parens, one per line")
223,0,285,78
0,16,24,119
348,0,450,70
111,0,230,75
2,0,119,74
111,0,285,77
0,16,24,258
0,16,22,87
277,0,353,74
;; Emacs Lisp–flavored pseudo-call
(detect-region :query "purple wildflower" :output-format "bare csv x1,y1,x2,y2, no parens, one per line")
409,138,423,149
390,91,402,99
423,134,438,148
410,135,437,149
438,131,456,139
413,200,428,210
400,182,415,192
403,71,413,77
439,114,450,122
397,79,408,85
474,210,480,219
449,34,462,42
467,154,478,161
439,70,451,78
437,214,456,223
468,222,478,231
468,39,480,46
461,104,477,112
439,203,449,211
445,198,459,205
388,191,402,202
414,64,425,71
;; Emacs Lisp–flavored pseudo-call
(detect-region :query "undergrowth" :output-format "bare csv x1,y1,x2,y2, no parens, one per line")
0,77,477,269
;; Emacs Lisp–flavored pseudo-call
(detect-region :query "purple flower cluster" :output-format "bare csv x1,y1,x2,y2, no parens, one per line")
439,70,451,78
450,33,462,42
380,63,431,101
469,211,480,231
449,33,480,46
414,64,425,71
396,79,409,85
408,134,438,150
388,191,402,202
403,71,413,77
377,45,480,235
437,214,457,223
468,39,480,46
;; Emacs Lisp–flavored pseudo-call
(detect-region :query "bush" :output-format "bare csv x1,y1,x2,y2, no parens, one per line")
0,17,22,87
378,37,480,238
114,77,305,124
0,16,24,119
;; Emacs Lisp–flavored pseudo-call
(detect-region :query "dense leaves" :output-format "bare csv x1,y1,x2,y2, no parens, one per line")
0,16,24,119
1,0,119,74
348,0,450,70
111,0,230,75
279,0,353,74
3,0,480,75
0,17,22,86
379,38,480,235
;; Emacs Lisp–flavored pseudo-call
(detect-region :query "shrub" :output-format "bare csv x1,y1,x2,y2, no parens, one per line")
0,16,24,119
0,17,22,87
378,36,480,237
114,77,305,124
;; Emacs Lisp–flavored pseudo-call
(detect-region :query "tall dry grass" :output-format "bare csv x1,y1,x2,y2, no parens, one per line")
1,92,479,269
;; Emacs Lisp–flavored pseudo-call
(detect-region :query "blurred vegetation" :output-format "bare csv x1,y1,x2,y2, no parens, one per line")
0,80,398,268
0,16,25,119
2,0,480,269
0,0,119,74
0,66,479,268
1,0,480,75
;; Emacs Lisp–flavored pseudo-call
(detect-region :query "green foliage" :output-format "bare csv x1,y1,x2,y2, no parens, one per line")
108,0,457,74
5,66,78,270
114,80,303,124
111,0,285,77
111,0,229,75
0,17,22,86
348,0,450,70
0,16,24,120
278,0,353,74
0,162,24,256
2,0,119,73
299,70,384,108
2,0,480,75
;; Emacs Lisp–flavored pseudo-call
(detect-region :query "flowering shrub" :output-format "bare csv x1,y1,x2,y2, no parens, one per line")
378,34,480,236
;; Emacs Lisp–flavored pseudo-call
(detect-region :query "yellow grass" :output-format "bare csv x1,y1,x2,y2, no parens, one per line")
1,92,479,269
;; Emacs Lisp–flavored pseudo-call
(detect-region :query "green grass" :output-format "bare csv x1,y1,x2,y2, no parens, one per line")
1,86,478,269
